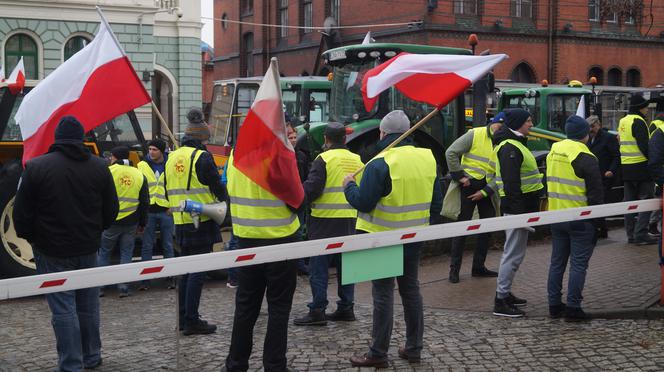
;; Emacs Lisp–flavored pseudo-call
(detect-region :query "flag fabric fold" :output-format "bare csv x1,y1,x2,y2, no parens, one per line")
232,58,304,209
576,94,586,118
15,17,150,164
362,52,508,111
6,57,25,94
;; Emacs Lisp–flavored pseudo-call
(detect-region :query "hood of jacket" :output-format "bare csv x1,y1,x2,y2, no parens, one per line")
47,140,91,161
492,123,527,147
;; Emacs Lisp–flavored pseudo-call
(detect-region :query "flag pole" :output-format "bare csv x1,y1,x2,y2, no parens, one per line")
151,101,179,149
352,106,441,177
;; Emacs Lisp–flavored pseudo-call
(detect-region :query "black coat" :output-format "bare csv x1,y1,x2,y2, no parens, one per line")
14,142,119,258
588,128,620,180
648,129,664,189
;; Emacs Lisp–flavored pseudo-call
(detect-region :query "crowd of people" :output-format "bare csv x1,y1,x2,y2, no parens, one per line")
12,94,664,371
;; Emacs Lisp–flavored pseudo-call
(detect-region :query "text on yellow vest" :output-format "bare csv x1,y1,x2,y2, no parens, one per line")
109,163,145,221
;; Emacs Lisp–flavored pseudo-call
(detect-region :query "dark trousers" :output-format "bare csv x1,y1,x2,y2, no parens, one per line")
450,185,495,270
624,180,654,241
225,235,298,372
178,243,212,326
307,253,354,311
596,177,614,233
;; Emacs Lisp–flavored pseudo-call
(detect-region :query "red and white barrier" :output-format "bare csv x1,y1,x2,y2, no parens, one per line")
1,199,660,300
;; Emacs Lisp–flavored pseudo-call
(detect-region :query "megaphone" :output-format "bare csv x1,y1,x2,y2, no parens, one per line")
180,200,227,229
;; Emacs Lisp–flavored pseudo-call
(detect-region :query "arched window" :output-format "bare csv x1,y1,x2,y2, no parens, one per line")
626,68,641,87
607,67,623,86
587,66,603,85
510,62,536,83
64,36,91,61
4,33,38,79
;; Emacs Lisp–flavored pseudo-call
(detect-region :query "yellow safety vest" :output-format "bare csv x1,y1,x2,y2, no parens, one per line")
227,152,300,239
356,146,437,233
651,119,664,132
109,163,145,221
493,139,544,197
310,149,364,219
618,114,647,164
164,146,216,225
546,139,595,210
137,160,169,208
461,126,496,181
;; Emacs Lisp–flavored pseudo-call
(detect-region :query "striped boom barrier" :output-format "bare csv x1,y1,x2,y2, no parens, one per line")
1,198,660,301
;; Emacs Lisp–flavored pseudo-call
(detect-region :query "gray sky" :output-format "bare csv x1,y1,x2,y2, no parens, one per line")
201,0,213,46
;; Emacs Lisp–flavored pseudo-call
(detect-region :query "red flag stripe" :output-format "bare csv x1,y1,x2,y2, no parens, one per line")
140,266,164,275
326,242,344,249
40,279,67,288
236,254,256,262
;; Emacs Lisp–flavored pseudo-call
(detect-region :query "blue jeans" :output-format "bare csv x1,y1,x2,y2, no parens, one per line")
548,221,596,308
34,250,101,372
141,211,174,285
368,243,423,360
98,224,137,293
178,243,212,326
307,253,354,311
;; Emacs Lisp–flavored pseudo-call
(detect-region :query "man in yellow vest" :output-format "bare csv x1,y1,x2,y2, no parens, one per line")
293,122,364,326
546,115,604,322
618,95,657,245
163,107,228,336
98,146,149,298
137,139,175,291
491,108,544,318
344,110,442,367
444,113,502,283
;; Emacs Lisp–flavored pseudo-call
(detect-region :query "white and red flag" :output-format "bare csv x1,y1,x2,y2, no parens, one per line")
6,57,26,94
0,63,5,82
232,58,304,208
362,52,507,111
15,12,150,164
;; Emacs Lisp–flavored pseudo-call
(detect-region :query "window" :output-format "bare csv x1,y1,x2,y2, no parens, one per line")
4,33,38,80
589,0,600,21
626,68,641,87
241,0,253,16
548,95,583,132
511,0,533,18
510,62,536,83
454,0,478,15
301,0,313,34
607,67,623,86
588,66,604,85
63,36,90,61
589,0,617,22
278,0,288,39
221,13,229,30
240,33,254,77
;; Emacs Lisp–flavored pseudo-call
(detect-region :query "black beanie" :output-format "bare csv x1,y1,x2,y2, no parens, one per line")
111,146,130,160
504,108,531,131
148,139,166,153
565,115,590,140
54,116,84,141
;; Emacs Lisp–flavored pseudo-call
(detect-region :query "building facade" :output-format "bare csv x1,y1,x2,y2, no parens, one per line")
0,0,202,138
213,0,664,87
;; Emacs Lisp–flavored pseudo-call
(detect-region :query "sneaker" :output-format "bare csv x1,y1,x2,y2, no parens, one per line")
549,303,566,319
564,307,590,322
505,292,527,307
471,267,498,277
448,267,460,284
293,309,327,326
226,280,238,289
493,297,525,318
634,236,658,246
182,318,217,335
326,308,356,321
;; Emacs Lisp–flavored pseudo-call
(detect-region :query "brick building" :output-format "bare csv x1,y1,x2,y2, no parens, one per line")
213,0,664,87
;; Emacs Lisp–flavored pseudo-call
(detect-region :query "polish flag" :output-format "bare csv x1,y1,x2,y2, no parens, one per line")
6,57,26,94
15,16,150,164
0,64,4,82
232,58,304,208
362,53,507,111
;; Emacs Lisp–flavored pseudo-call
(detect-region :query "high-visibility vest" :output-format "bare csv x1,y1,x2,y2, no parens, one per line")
493,139,544,197
137,160,169,208
227,152,300,239
164,146,216,225
109,163,145,221
310,149,364,219
546,139,595,210
461,126,496,181
651,119,664,132
356,146,437,233
618,114,647,164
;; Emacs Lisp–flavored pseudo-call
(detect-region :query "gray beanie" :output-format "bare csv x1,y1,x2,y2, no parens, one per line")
379,110,410,134
184,107,210,142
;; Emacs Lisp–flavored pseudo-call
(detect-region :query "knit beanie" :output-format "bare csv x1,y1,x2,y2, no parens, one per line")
148,139,166,153
629,95,649,111
111,145,130,160
379,110,410,134
504,108,531,131
490,111,506,124
54,116,85,141
565,115,590,140
184,107,210,142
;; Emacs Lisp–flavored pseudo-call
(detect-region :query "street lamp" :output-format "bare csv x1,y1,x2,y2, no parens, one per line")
138,6,183,45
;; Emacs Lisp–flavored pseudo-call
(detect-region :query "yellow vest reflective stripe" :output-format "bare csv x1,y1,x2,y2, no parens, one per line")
164,147,216,225
109,164,144,221
546,139,595,210
356,146,436,233
137,161,169,207
493,139,544,197
227,152,300,238
310,149,364,218
618,114,647,164
461,127,495,180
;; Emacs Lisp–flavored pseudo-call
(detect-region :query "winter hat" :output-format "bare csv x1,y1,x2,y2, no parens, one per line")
629,95,649,110
565,115,590,140
184,107,210,142
148,139,166,153
54,116,85,141
324,122,346,138
490,112,506,124
111,145,130,160
504,108,531,131
379,110,410,134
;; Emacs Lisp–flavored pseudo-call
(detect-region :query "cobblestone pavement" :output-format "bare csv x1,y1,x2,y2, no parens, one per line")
1,227,663,371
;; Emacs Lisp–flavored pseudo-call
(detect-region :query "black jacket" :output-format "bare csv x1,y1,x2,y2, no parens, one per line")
492,125,542,215
588,128,620,180
622,112,651,181
14,142,119,258
648,129,664,189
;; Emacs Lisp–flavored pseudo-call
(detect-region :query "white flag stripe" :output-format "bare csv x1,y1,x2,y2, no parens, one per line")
7,57,24,83
366,53,508,98
576,94,586,118
0,64,5,81
15,22,123,140
249,59,291,150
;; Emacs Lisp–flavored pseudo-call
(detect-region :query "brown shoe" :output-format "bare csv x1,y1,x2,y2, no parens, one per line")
398,347,421,363
350,353,388,368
